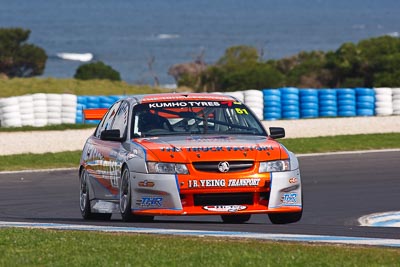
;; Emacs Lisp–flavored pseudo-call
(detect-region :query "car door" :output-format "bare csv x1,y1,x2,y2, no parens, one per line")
88,101,126,200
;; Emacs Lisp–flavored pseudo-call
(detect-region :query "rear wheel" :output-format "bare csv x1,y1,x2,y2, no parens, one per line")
268,211,302,224
79,169,112,220
221,214,251,224
119,167,154,222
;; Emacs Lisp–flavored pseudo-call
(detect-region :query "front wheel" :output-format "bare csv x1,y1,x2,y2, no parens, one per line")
79,169,112,220
119,167,154,222
268,211,302,224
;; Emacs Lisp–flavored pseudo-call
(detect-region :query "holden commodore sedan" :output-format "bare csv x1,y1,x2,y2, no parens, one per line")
79,93,302,224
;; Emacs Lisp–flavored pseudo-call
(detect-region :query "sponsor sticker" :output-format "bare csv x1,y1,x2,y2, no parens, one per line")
148,101,220,109
281,193,297,205
138,180,155,187
203,205,247,212
289,177,298,184
160,145,274,153
188,178,261,188
136,197,163,207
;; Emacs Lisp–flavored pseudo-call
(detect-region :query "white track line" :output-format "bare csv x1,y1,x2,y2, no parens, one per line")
359,211,400,227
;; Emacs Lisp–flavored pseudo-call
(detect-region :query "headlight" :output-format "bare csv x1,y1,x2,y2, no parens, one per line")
147,162,189,174
259,160,290,173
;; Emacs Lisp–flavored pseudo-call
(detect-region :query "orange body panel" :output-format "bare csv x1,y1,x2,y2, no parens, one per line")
83,108,108,121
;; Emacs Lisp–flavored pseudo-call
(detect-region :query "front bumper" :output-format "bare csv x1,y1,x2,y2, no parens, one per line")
129,168,302,216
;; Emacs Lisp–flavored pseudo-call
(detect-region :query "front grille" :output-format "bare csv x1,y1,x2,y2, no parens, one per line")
193,161,254,173
193,193,253,206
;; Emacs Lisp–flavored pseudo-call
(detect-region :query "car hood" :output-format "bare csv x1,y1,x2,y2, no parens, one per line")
133,135,288,162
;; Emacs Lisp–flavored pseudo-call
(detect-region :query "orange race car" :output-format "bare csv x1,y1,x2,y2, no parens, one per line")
79,93,302,224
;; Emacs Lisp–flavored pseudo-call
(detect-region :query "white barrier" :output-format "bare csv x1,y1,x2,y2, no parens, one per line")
62,94,77,124
244,89,264,120
393,88,400,115
374,88,393,116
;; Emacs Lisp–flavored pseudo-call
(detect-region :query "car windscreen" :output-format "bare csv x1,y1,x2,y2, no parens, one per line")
131,100,267,137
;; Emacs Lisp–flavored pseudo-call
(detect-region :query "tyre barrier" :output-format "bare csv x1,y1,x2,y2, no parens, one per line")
355,88,375,116
244,89,264,120
262,89,281,120
337,89,356,117
391,88,400,115
318,89,337,117
374,88,393,116
280,87,300,119
0,89,400,128
299,89,318,118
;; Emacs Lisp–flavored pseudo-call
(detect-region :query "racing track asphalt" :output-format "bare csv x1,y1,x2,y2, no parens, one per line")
0,150,399,240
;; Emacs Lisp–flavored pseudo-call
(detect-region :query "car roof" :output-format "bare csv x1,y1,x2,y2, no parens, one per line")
125,93,238,105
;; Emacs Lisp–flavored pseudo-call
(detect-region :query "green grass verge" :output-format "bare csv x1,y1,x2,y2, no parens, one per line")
0,77,169,97
0,123,95,132
280,133,400,154
1,133,399,172
0,228,399,266
0,151,81,171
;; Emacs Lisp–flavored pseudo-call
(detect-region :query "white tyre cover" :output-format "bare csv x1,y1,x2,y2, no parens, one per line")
32,93,47,101
62,117,76,124
34,119,47,127
2,105,19,113
1,97,19,106
374,87,392,95
375,107,393,116
47,94,62,102
47,106,62,113
245,101,264,109
245,95,264,104
375,94,392,102
2,112,20,120
48,113,62,119
34,106,47,113
18,95,33,103
20,108,34,115
21,113,35,120
62,113,76,120
47,118,62,125
47,100,62,107
375,101,393,108
19,101,34,109
392,99,400,106
244,89,263,98
33,100,47,107
21,119,35,126
34,112,47,119
3,118,22,127
62,94,78,104
62,106,77,113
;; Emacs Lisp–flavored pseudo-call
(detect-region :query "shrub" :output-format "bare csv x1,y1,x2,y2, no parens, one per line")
74,61,121,81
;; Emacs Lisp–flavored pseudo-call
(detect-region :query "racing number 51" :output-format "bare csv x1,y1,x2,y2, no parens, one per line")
235,108,248,115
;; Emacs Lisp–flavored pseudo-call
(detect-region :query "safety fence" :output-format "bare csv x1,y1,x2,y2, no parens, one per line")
0,88,399,127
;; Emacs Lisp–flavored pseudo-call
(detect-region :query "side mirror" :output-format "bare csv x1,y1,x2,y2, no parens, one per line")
100,129,123,142
269,127,285,139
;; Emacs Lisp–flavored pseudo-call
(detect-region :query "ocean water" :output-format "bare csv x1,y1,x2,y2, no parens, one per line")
1,0,399,86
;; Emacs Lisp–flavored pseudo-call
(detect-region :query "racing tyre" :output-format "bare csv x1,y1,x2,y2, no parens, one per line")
80,169,112,220
268,211,302,224
221,214,251,224
120,167,154,222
